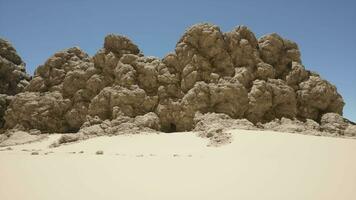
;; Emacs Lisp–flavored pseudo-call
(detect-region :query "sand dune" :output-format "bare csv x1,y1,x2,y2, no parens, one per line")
1,129,356,200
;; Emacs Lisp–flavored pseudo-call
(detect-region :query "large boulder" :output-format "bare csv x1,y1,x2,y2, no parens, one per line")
88,85,157,119
297,76,344,121
246,79,297,123
258,33,301,78
224,25,260,68
15,47,96,132
173,23,235,92
320,113,349,134
26,47,94,94
4,92,71,132
246,80,273,123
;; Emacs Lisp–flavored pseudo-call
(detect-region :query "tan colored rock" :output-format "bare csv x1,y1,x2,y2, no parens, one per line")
230,67,255,88
224,25,260,68
255,62,275,80
103,34,140,56
194,112,256,132
258,33,301,77
209,80,248,118
172,23,235,92
27,47,92,93
246,80,273,123
0,95,8,128
262,117,320,134
134,112,160,130
320,113,349,134
297,76,344,121
1,24,349,136
268,79,297,119
0,39,30,95
344,125,356,136
0,39,30,129
4,91,71,132
285,62,309,89
246,79,297,123
88,85,157,119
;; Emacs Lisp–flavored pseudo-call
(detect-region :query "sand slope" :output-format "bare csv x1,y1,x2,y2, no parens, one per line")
1,129,356,200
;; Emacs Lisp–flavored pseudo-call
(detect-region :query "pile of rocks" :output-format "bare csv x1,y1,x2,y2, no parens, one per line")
0,23,354,142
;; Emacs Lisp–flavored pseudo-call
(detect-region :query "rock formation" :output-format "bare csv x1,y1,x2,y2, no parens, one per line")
0,39,30,130
1,23,354,139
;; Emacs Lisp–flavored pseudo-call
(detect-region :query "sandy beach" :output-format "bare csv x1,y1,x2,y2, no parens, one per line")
1,129,355,200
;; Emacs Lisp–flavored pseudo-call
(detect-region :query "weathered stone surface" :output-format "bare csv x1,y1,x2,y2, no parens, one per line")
297,76,344,121
258,33,301,78
194,112,255,147
0,95,8,128
26,47,94,93
1,23,350,136
4,92,71,133
224,25,260,68
262,117,320,135
194,112,256,132
246,79,297,123
0,39,30,95
134,112,161,130
246,80,273,123
103,34,140,56
320,113,349,134
0,39,30,130
344,125,356,136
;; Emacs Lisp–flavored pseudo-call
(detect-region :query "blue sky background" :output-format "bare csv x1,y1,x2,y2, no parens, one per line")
0,0,355,121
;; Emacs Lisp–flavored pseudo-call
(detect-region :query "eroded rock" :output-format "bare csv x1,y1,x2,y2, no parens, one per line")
1,23,351,138
297,76,344,121
0,39,31,130
320,113,349,134
0,39,30,95
4,92,71,132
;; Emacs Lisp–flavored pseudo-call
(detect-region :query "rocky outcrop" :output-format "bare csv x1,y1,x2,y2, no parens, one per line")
0,39,30,95
0,39,30,130
0,95,9,129
320,113,356,136
0,23,351,136
4,92,72,132
297,76,344,121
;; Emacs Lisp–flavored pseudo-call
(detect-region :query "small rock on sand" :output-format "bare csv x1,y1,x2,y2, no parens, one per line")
96,150,104,155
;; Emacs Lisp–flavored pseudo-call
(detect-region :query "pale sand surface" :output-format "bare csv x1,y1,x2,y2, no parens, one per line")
1,129,356,200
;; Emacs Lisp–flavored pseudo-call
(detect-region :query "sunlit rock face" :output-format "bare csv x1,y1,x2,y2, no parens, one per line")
0,39,30,129
1,23,345,133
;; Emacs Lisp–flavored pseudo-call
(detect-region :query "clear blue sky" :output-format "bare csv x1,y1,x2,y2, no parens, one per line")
1,0,355,121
